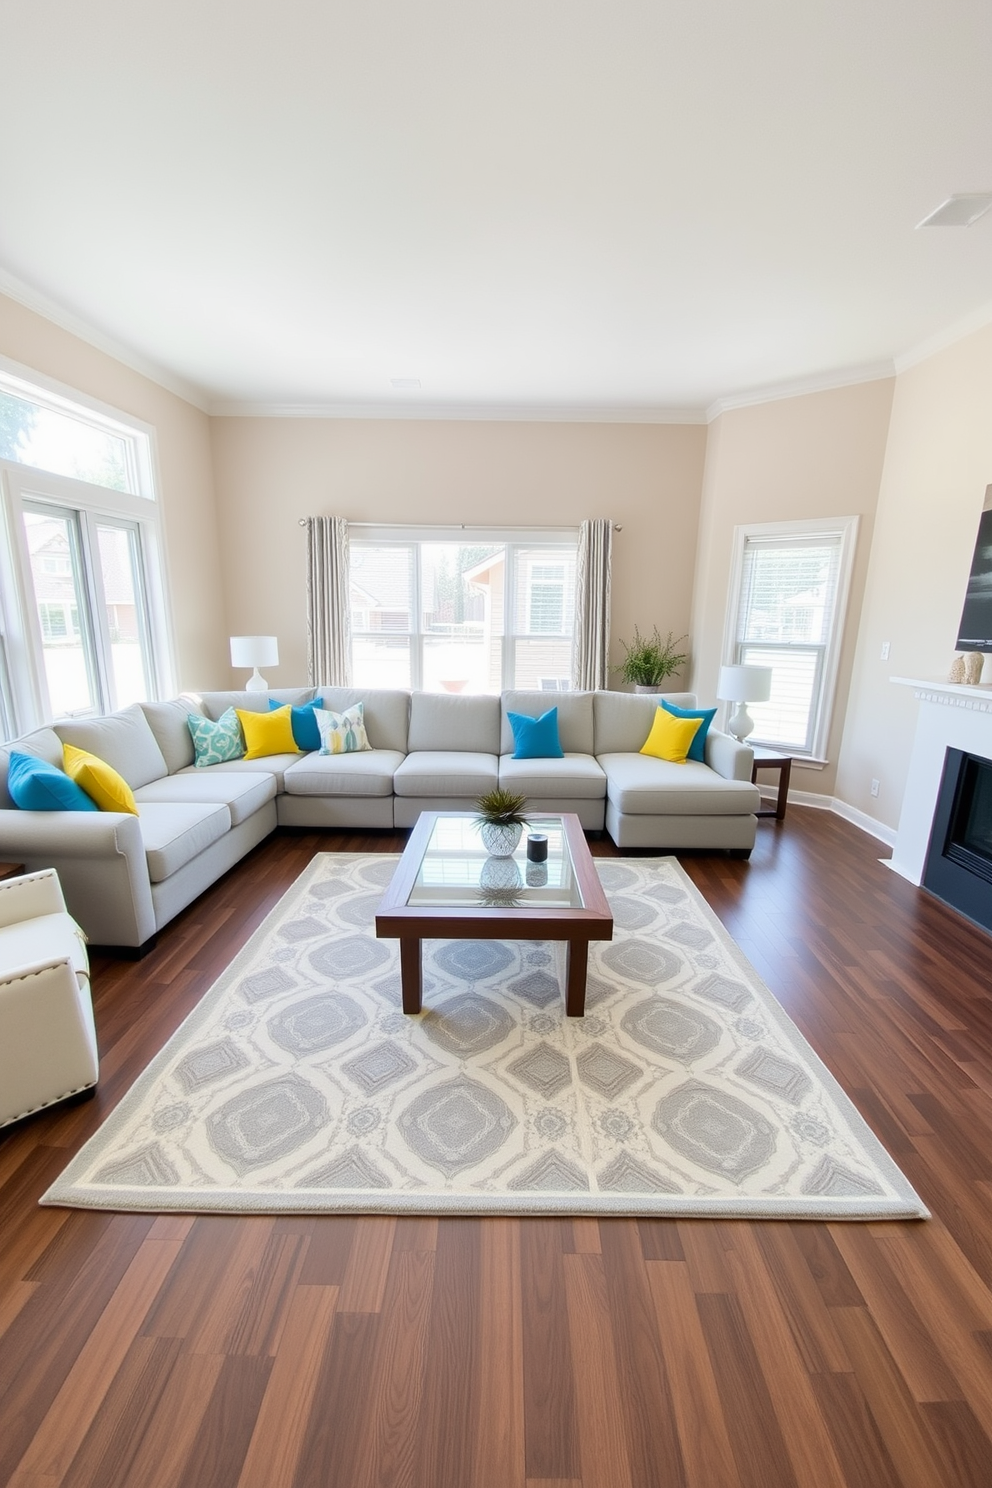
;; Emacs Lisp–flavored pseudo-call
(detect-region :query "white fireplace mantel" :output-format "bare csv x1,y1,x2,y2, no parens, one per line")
889,676,992,883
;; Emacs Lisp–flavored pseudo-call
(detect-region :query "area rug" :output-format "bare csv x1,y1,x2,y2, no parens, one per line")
42,854,927,1219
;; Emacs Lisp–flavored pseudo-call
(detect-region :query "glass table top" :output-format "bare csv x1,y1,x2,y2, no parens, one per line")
406,815,582,910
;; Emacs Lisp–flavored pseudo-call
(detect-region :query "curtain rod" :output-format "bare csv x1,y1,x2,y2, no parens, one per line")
298,519,623,531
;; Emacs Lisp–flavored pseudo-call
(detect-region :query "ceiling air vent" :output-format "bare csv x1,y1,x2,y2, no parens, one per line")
916,193,992,228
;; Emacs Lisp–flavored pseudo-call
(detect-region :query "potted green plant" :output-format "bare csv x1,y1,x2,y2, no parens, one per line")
614,626,689,691
474,787,531,857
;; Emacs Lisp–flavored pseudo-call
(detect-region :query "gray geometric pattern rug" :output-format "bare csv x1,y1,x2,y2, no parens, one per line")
42,854,928,1220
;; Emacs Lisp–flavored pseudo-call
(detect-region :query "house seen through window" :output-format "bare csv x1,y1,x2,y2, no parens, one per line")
350,534,577,692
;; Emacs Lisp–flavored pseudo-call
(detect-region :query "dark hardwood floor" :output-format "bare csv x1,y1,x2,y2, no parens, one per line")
2,809,992,1487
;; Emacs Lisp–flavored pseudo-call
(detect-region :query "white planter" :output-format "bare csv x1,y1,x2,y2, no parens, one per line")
479,821,523,857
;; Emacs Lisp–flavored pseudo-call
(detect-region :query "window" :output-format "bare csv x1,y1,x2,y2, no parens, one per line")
349,529,578,692
0,363,171,735
724,517,858,758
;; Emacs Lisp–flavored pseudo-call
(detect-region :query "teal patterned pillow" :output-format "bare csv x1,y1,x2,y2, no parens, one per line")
316,702,371,755
187,707,245,767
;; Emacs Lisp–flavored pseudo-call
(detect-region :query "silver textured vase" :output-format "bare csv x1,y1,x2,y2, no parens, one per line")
479,821,523,857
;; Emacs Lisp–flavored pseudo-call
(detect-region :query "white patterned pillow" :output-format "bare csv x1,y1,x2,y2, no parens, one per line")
187,707,245,767
316,702,371,755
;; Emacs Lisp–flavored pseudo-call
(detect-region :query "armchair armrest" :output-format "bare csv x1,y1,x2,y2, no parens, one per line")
0,868,68,928
705,730,755,782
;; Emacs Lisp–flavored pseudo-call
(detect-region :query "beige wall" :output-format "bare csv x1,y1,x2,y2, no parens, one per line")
0,292,227,692
689,378,895,797
209,416,707,688
836,322,992,828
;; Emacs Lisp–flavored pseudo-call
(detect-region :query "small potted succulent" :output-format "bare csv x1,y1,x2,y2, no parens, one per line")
474,787,531,857
614,626,689,691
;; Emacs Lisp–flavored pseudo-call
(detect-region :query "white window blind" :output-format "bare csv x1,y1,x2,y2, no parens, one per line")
729,522,856,757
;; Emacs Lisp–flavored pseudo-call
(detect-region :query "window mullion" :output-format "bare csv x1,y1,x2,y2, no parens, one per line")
77,509,114,712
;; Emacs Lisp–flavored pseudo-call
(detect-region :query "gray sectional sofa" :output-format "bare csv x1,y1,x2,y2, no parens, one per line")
0,686,759,948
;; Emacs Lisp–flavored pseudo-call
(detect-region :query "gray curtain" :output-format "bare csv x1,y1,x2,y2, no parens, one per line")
304,516,352,687
572,517,613,690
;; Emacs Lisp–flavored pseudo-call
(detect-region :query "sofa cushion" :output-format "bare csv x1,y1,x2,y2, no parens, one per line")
640,707,702,764
318,689,410,753
237,705,300,760
593,690,697,755
55,704,168,790
499,753,606,800
270,697,322,751
599,752,760,816
283,750,405,798
175,753,302,790
188,708,245,767
136,802,231,882
63,746,139,814
393,750,498,797
659,699,717,763
141,699,201,774
133,771,276,826
500,691,595,755
0,729,65,810
6,752,98,812
407,693,500,754
508,707,564,759
316,702,371,754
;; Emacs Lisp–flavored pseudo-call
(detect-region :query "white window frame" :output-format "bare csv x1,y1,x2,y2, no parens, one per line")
349,525,578,693
0,353,157,500
721,515,859,761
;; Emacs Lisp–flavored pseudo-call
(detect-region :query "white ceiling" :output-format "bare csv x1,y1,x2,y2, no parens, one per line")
3,0,992,418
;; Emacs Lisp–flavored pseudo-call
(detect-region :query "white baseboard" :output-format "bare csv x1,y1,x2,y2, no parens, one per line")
763,786,897,848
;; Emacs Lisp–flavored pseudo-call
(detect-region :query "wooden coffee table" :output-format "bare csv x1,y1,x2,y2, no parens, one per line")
375,812,613,1017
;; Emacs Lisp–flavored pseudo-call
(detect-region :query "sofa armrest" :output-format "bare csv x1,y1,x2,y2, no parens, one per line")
705,730,755,782
0,811,155,947
0,868,68,929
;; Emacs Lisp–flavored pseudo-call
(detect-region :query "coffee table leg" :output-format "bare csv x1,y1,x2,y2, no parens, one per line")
399,938,423,1013
564,939,589,1017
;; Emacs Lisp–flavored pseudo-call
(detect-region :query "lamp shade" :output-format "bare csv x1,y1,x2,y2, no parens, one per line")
718,664,772,703
230,636,279,669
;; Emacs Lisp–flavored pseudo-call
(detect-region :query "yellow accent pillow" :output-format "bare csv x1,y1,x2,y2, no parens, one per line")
639,707,702,764
62,743,139,814
236,705,301,760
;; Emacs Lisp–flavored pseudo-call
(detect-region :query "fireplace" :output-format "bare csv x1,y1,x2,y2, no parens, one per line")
923,748,992,933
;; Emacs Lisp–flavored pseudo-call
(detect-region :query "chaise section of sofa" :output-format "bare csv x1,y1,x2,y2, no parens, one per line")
592,691,759,852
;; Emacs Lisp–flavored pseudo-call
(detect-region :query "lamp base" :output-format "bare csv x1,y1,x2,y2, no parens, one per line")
244,668,268,692
727,702,755,743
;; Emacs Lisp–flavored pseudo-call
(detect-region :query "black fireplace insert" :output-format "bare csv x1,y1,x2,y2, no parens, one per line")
923,748,992,933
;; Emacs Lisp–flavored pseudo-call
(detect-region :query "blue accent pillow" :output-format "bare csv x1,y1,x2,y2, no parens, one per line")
269,698,321,752
508,707,564,759
660,700,716,763
6,751,99,811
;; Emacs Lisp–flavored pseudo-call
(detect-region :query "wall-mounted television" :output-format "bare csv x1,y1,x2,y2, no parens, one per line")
956,485,992,653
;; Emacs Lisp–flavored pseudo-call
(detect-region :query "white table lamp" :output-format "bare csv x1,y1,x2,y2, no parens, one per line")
718,663,772,742
230,635,279,691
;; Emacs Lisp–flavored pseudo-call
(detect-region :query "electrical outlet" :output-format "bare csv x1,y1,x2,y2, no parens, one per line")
870,779,880,797
880,641,890,661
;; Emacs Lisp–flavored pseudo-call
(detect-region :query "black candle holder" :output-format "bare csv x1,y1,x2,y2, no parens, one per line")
526,832,548,863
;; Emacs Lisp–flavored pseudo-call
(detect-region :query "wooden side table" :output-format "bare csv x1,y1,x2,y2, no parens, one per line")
0,862,25,882
751,749,793,820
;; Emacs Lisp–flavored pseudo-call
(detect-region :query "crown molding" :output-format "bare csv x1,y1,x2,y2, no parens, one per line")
207,398,709,424
705,360,896,422
0,266,211,412
893,296,992,374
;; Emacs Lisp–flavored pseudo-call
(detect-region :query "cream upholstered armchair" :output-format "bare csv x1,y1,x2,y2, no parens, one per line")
0,868,99,1128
